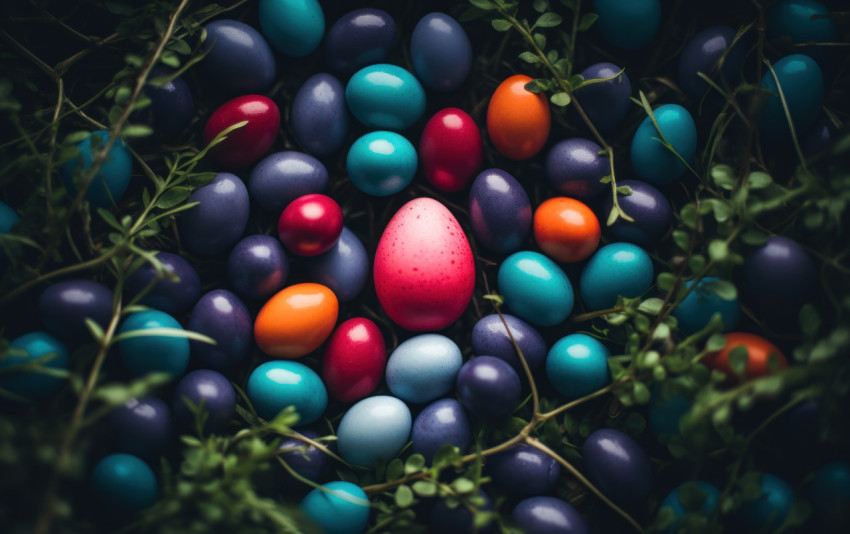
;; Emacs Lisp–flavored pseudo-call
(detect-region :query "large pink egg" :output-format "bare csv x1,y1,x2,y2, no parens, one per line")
374,198,475,331
419,108,483,192
322,318,387,403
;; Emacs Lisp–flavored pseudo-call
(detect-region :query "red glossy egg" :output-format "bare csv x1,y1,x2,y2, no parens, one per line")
704,332,788,384
533,197,601,263
486,75,550,160
322,318,387,402
419,108,483,192
203,94,280,168
278,194,344,257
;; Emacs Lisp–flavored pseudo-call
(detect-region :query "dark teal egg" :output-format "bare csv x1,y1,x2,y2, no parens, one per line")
1,331,69,401
630,104,697,186
811,462,850,531
345,64,426,130
658,481,720,534
546,334,611,400
580,242,654,311
498,251,574,327
301,481,370,534
118,310,189,380
672,276,741,335
91,453,157,510
346,131,417,196
258,0,324,57
734,474,795,531
759,54,824,143
0,200,19,272
61,130,132,209
593,0,661,50
245,360,327,424
768,0,837,64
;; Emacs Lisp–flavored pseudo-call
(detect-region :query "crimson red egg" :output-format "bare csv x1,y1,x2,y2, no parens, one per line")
322,318,387,403
202,94,280,168
419,108,483,192
278,193,344,257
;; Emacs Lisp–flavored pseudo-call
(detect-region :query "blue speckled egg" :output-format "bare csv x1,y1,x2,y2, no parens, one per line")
301,481,370,534
580,243,654,311
91,453,157,510
488,444,561,495
768,0,837,63
259,0,324,57
811,461,850,530
291,73,349,158
603,180,672,247
337,395,411,468
678,25,746,100
325,8,397,77
471,313,547,373
304,226,369,302
179,173,249,256
1,331,69,400
498,251,574,327
593,0,661,50
734,474,795,531
227,235,289,301
659,481,720,534
759,54,824,142
630,104,697,186
61,130,132,209
386,334,462,404
125,251,200,315
246,361,327,425
410,12,472,92
108,396,172,458
571,62,631,134
146,69,194,139
469,168,532,254
546,334,611,400
513,496,590,534
346,131,417,196
345,64,426,130
673,277,741,335
411,398,472,462
173,369,236,433
118,310,189,380
249,151,328,213
545,138,608,198
38,279,113,342
200,20,276,94
187,289,252,369
583,428,652,507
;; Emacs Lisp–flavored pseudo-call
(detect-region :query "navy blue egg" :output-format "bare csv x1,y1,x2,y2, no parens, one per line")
513,496,590,534
107,396,173,458
603,180,672,247
410,12,472,92
456,355,522,419
278,430,328,484
291,73,349,158
146,69,194,139
571,62,631,133
304,227,369,302
411,398,472,462
125,251,200,315
172,369,236,433
179,173,249,256
187,289,252,369
583,428,652,508
545,138,608,198
200,19,276,94
431,490,495,534
325,8,397,77
759,54,824,143
469,168,532,254
745,235,816,312
227,234,289,301
488,444,561,495
249,151,329,213
471,313,547,373
38,279,114,342
678,25,745,100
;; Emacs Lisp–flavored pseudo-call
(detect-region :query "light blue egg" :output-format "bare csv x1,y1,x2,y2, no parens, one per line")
258,0,324,57
386,334,462,404
246,360,327,424
759,54,824,142
673,277,741,335
345,64,426,130
1,331,69,401
337,395,411,468
593,0,661,50
546,334,611,400
659,481,720,534
61,130,132,209
630,104,696,186
346,131,417,196
304,226,369,302
91,453,158,510
410,12,472,92
580,243,654,311
498,251,574,327
118,310,189,380
301,481,370,534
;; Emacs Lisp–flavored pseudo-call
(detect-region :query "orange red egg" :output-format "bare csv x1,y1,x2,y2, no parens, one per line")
704,332,788,384
486,74,550,160
534,197,601,263
254,283,338,358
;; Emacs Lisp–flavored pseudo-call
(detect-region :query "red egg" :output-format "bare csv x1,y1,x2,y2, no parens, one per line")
322,318,387,402
419,108,483,192
487,75,550,160
374,198,475,331
278,194,344,256
203,94,280,168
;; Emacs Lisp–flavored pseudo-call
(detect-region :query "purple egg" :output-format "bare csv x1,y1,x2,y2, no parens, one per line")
172,369,236,433
745,235,817,312
583,428,652,508
278,430,328,484
410,12,472,92
469,168,532,254
411,398,472,462
227,234,289,301
146,70,194,139
200,19,276,94
456,356,522,419
125,251,200,315
678,25,746,100
488,444,561,495
291,73,350,158
179,173,250,256
431,490,495,534
325,8,397,77
38,279,114,342
303,226,369,302
571,62,631,133
513,496,590,534
471,314,547,373
187,289,252,369
248,151,329,213
602,180,672,247
108,396,173,458
545,138,608,198
803,114,837,156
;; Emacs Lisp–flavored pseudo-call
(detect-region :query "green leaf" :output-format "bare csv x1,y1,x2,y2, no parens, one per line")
168,38,192,55
469,0,496,9
740,228,768,246
451,477,476,494
84,318,105,342
638,298,665,315
747,171,772,189
532,0,548,12
711,164,736,190
412,480,437,497
657,272,677,292
404,454,426,475
708,239,729,262
535,12,562,28
559,0,578,11
702,279,737,300
386,458,404,481
616,185,633,196
518,51,540,64
633,382,651,405
432,444,462,469
799,304,820,337
550,92,571,107
706,333,727,352
394,485,415,508
122,124,153,138
547,49,559,64
728,346,749,378
491,18,512,31
156,186,191,209
606,207,619,226
680,203,698,229
533,32,546,49
673,229,690,251
577,12,599,31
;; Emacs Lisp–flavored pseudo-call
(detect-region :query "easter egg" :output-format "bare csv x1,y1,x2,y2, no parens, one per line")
533,197,601,263
419,108,482,192
301,481,370,534
803,114,838,156
768,0,837,63
254,283,338,359
545,138,608,198
0,201,17,271
593,0,661,50
346,131,418,196
200,20,276,94
678,25,746,100
658,481,720,534
146,69,194,139
258,0,325,57
759,54,824,142
488,444,561,495
513,496,590,534
125,251,200,315
571,62,631,134
703,332,787,384
61,130,132,209
630,104,697,186
431,490,495,534
203,95,280,168
745,235,816,314
498,251,574,327
603,180,672,247
456,356,522,419
277,194,343,257
227,235,289,301
337,395,411,467
345,64,426,130
246,360,327,424
811,461,850,531
583,428,652,507
672,277,741,335
386,334,462,404
471,313,547,373
580,242,654,311
546,334,611,400
1,332,69,400
107,396,172,458
187,289,252,369
487,74,550,160
734,474,795,531
304,227,370,302
249,151,328,213
291,73,349,158
374,198,475,331
410,12,472,92
278,430,327,484
91,454,157,510
469,168,532,254
648,386,691,437
118,310,189,380
411,398,472,462
325,8,397,76
179,173,250,256
322,317,387,403
38,279,113,342
172,369,235,433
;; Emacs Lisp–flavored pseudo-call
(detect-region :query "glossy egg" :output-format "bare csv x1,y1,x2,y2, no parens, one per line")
325,8,397,76
630,104,697,186
277,194,343,257
745,235,816,313
301,481,370,534
200,20,276,94
545,138,608,198
469,168,532,254
38,279,113,342
125,251,200,315
471,313,547,373
227,235,289,301
704,332,787,384
678,25,746,100
179,173,249,256
304,226,370,302
583,428,652,507
345,64,426,130
603,180,672,247
456,356,522,419
498,251,574,327
546,334,611,400
571,62,631,134
278,430,327,484
118,310,189,380
374,198,475,331
410,12,472,92
291,73,349,158
322,317,387,403
513,496,590,534
580,243,654,311
386,334,462,404
768,0,837,63
91,454,157,510
337,395,411,467
258,0,325,57
1,332,69,400
249,151,328,213
534,197,601,263
107,396,172,458
431,490,495,534
203,95,280,169
488,444,561,495
254,283,338,359
811,461,850,530
420,108,482,192
659,481,720,534
346,131,418,196
759,54,824,142
593,0,661,49
61,130,132,209
411,398,472,462
146,70,194,139
246,360,327,424
172,369,235,433
487,74,550,160
672,277,741,335
187,289,252,369
734,474,795,531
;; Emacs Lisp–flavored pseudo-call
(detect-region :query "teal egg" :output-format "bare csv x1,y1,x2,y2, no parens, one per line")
649,386,691,437
1,331,69,400
301,481,370,534
345,64,426,130
258,0,324,57
346,131,417,196
118,310,189,380
811,461,850,530
630,104,696,186
0,200,20,271
246,360,327,424
91,453,157,510
659,481,719,534
546,334,610,399
735,474,795,531
673,277,741,335
337,395,411,468
498,251,574,327
768,0,837,63
61,130,132,209
580,243,654,311
759,54,824,142
593,0,661,50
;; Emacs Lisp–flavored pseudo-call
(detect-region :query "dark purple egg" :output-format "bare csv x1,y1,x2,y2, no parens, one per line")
291,73,350,158
582,428,652,508
471,314,546,373
512,496,590,534
325,8,397,77
187,289,252,369
745,235,817,312
456,355,522,419
545,138,608,198
248,151,329,213
678,25,746,100
107,396,173,458
410,12,472,92
227,234,289,301
488,444,561,495
469,168,532,254
431,489,495,534
303,226,369,302
200,19,276,94
172,369,236,433
571,62,631,133
803,114,837,156
278,430,328,483
411,398,472,462
146,70,194,139
38,279,114,342
602,180,672,247
125,251,200,315
179,173,250,256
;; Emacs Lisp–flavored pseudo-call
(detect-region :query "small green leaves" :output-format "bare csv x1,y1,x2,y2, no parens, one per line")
469,0,497,9
728,346,749,378
550,92,571,107
491,18,512,31
394,485,415,508
411,480,437,497
702,279,737,301
578,12,599,31
534,12,563,28
711,164,737,191
519,51,541,64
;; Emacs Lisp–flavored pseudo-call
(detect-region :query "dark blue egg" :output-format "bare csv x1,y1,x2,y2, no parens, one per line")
734,474,795,531
278,430,328,484
107,396,173,458
179,173,249,256
38,279,114,342
146,69,194,139
125,251,200,315
603,180,672,247
187,289,252,369
227,234,289,301
571,62,631,133
471,313,547,373
759,54,824,143
648,386,691,438
291,73,349,158
745,235,816,313
91,453,157,510
61,130,132,209
248,151,329,213
658,481,719,534
410,12,472,92
431,490,495,534
411,398,471,462
200,19,276,94
456,355,522,419
811,461,850,531
513,496,590,534
325,8,397,77
583,428,652,507
678,25,746,100
545,138,608,198
172,369,236,433
303,227,369,302
469,168,532,254
488,444,561,495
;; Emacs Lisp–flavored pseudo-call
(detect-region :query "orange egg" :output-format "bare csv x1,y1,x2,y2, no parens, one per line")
254,283,338,358
704,332,788,384
486,74,551,160
534,197,601,263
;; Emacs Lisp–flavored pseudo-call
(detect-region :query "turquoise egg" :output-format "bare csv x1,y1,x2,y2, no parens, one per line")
246,360,327,424
546,333,610,399
118,310,189,380
630,104,697,186
768,0,837,63
91,453,157,510
759,54,824,142
301,481,370,534
346,131,417,196
672,277,741,335
337,395,411,467
258,0,324,57
649,386,691,437
734,474,795,531
659,481,720,534
386,334,463,404
1,331,69,401
498,251,574,327
593,0,661,50
345,64,426,130
580,243,654,311
0,200,20,271
61,130,132,209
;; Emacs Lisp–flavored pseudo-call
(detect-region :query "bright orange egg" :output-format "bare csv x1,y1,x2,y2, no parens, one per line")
254,283,338,358
486,74,551,160
704,332,788,384
534,197,601,263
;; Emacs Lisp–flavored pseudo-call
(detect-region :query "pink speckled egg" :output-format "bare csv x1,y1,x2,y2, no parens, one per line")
374,198,475,331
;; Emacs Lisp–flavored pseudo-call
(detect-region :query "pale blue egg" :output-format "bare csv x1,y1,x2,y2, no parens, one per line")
580,243,654,311
345,64,426,130
630,104,697,186
337,395,411,468
301,481,370,534
386,334,463,404
498,251,574,327
593,0,661,50
410,12,472,92
346,131,417,196
246,360,327,425
546,334,611,400
759,54,824,142
258,0,324,57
